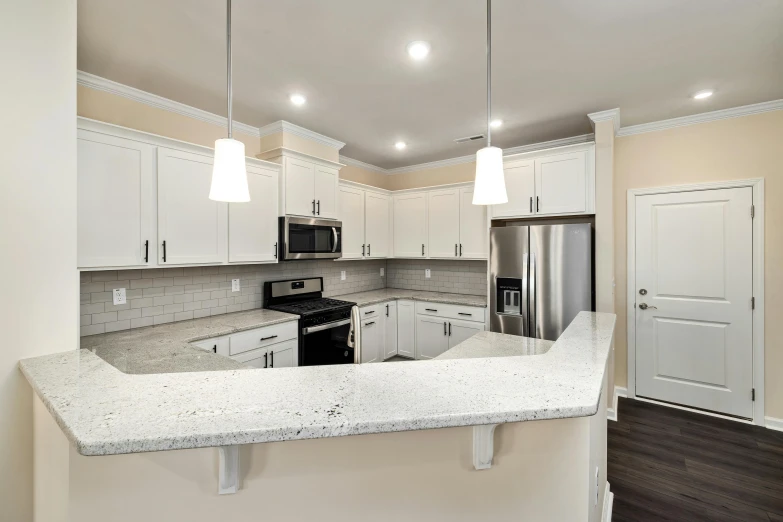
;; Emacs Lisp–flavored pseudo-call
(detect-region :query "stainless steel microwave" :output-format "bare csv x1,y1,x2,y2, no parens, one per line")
279,216,342,260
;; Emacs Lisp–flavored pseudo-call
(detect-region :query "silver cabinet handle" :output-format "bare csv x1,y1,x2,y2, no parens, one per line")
638,303,657,310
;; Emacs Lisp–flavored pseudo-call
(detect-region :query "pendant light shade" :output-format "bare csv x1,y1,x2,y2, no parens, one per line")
472,0,507,206
472,146,507,205
209,0,250,203
209,138,250,202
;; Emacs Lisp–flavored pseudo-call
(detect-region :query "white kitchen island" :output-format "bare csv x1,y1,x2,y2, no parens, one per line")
22,311,615,522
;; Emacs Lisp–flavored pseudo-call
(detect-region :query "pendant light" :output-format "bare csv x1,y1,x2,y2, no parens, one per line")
209,0,250,202
472,0,507,205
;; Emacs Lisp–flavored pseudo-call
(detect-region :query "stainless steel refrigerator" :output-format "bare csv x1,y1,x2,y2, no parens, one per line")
490,223,592,341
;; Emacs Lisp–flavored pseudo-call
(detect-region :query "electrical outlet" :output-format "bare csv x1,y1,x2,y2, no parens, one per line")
231,279,240,292
341,270,346,281
380,267,385,277
425,269,431,279
112,288,126,305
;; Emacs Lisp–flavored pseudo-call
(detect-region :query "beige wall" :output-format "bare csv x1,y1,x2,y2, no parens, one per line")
340,163,392,190
614,109,783,418
0,1,78,520
386,161,476,191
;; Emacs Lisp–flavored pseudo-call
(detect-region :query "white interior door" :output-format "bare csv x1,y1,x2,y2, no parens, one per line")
428,189,460,258
77,131,154,268
157,148,227,265
365,191,390,258
635,187,754,418
228,165,278,263
285,158,315,217
492,160,535,218
458,187,488,259
314,165,339,219
393,193,427,257
338,186,365,258
535,151,587,215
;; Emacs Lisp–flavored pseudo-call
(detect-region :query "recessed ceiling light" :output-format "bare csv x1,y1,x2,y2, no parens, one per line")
490,119,503,128
290,94,306,106
395,141,407,150
693,90,714,100
406,41,431,60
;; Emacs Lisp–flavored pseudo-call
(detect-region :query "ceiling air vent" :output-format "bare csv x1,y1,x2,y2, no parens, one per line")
454,134,485,144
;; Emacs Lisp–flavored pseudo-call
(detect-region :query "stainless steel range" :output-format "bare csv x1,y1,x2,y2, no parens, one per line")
263,277,356,366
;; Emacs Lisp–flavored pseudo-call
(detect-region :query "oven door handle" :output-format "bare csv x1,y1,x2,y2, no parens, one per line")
331,227,338,253
302,317,352,335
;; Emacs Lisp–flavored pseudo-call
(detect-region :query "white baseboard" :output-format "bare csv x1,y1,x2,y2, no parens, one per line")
607,386,628,422
765,416,783,432
602,482,614,522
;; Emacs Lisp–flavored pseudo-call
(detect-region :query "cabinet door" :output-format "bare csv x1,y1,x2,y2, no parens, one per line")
458,187,488,259
157,148,227,265
232,345,270,368
77,130,155,268
268,339,297,368
448,319,484,349
393,193,428,258
228,164,279,263
383,302,398,360
428,189,460,259
361,318,382,363
397,300,416,358
535,151,587,215
415,315,449,360
365,191,390,258
338,185,366,259
491,160,535,218
314,165,339,219
285,158,315,217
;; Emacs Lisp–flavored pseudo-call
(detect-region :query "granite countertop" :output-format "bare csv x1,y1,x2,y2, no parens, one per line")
20,311,614,456
334,288,487,308
79,308,298,374
436,331,554,360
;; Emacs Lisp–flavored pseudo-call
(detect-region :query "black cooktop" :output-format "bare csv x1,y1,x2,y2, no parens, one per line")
267,297,354,316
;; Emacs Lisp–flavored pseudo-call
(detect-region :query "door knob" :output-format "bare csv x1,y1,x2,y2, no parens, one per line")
638,303,657,310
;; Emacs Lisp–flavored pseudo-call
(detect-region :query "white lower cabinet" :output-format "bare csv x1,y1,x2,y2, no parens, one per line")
191,322,298,368
383,301,398,360
396,300,416,359
448,319,484,349
415,315,450,360
360,307,383,364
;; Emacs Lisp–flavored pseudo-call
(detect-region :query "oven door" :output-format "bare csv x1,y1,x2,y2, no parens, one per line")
300,316,354,366
281,216,342,260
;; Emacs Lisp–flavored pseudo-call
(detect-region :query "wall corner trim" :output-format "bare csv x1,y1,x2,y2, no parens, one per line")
588,108,621,135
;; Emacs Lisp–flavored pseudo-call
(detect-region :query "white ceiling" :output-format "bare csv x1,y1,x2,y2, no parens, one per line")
77,0,783,169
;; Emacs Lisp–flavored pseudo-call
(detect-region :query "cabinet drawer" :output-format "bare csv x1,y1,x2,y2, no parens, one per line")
229,321,298,356
191,336,229,356
359,304,382,320
414,301,486,323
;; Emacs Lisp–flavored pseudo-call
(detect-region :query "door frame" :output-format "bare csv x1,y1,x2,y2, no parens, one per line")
626,178,765,425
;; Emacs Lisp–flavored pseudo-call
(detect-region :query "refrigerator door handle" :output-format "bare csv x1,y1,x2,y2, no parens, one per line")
522,252,529,336
529,252,537,338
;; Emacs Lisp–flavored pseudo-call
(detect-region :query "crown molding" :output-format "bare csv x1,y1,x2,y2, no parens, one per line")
339,155,389,174
588,108,621,135
617,99,783,137
258,120,345,150
77,71,260,137
256,147,345,169
385,133,595,175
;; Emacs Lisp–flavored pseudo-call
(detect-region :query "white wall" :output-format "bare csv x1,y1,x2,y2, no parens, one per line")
0,1,77,520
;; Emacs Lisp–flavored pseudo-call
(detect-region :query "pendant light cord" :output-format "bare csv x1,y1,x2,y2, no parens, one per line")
486,0,491,148
226,0,233,139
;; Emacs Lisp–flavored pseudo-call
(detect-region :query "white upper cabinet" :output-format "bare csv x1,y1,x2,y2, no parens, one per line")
284,158,316,217
338,185,366,259
228,164,279,263
157,147,227,265
535,150,588,215
393,193,428,258
428,189,461,258
77,130,155,268
314,166,339,219
458,187,487,259
365,191,390,258
492,160,535,218
492,144,595,219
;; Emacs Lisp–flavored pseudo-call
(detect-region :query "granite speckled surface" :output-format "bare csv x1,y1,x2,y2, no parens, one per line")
436,331,554,360
335,288,487,308
79,308,298,374
20,311,614,456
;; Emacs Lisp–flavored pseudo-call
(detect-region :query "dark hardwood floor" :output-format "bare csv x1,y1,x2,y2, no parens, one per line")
608,397,783,521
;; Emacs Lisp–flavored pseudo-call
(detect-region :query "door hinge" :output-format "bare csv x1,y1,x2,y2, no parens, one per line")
751,297,755,310
752,388,756,401
751,205,755,219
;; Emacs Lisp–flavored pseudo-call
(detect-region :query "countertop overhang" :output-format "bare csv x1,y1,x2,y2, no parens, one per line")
20,311,615,456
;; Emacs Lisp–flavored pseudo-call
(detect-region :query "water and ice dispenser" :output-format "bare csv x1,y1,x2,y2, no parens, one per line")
496,277,522,316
